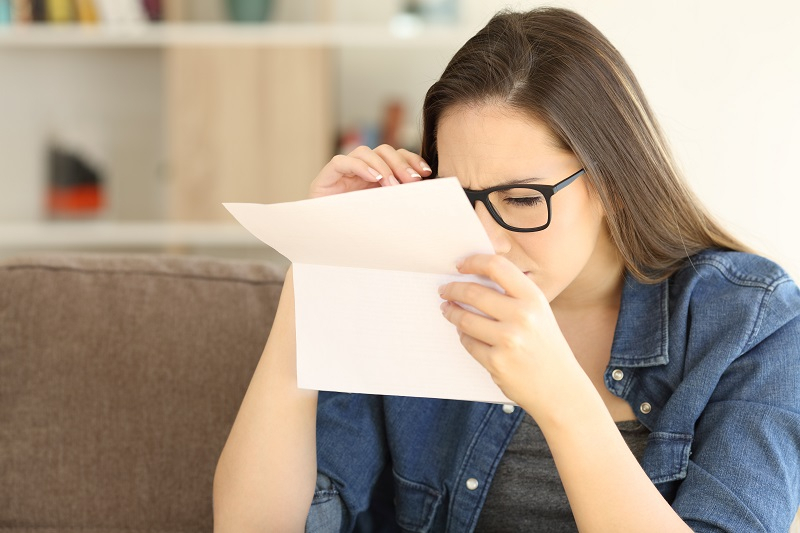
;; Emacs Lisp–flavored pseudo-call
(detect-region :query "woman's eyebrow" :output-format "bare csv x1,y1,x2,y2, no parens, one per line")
443,174,545,188
495,176,545,187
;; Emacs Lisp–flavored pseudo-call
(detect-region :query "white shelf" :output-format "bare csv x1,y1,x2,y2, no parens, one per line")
0,23,472,48
0,221,265,249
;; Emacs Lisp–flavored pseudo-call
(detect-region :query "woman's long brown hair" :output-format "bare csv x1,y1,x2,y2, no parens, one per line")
421,7,748,283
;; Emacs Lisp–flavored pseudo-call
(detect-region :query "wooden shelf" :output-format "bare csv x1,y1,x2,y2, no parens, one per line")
0,221,264,249
0,23,472,48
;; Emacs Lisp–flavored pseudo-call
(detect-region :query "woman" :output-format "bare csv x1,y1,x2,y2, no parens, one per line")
213,7,800,532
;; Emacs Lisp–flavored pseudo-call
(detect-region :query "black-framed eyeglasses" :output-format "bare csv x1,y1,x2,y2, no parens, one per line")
463,168,585,232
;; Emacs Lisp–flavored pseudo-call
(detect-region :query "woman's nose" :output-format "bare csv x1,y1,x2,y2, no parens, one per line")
474,202,512,255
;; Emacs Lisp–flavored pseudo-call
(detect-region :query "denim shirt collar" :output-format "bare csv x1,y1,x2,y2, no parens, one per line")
610,272,670,368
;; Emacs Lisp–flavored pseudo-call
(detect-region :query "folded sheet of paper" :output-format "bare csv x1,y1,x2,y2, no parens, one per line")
224,177,512,404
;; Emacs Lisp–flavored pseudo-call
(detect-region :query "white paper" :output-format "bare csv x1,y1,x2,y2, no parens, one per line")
224,177,512,404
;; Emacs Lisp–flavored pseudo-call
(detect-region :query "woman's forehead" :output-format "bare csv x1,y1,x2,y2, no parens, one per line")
436,104,575,188
438,105,565,156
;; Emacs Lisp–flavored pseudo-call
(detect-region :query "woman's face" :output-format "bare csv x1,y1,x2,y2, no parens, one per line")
436,104,621,305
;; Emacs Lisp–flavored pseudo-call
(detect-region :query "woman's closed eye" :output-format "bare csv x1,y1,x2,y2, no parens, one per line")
501,194,545,207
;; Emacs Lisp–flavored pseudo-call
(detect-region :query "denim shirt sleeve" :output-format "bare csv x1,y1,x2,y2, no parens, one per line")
671,277,800,532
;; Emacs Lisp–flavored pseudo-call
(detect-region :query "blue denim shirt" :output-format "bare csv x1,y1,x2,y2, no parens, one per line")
307,250,800,532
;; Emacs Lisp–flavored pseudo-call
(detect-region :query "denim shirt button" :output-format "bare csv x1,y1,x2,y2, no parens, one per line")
502,404,515,414
639,402,652,414
611,369,624,381
466,478,479,490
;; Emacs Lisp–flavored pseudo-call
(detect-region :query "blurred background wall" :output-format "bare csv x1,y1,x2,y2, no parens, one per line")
1,0,798,279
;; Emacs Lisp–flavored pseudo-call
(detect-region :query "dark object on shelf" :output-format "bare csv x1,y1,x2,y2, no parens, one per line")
29,0,45,21
47,144,105,218
141,0,162,21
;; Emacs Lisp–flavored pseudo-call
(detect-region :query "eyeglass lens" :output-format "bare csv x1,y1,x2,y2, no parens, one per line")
488,187,548,229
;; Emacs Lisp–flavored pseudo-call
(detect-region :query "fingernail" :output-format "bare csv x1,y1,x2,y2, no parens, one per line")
456,259,464,270
389,175,400,186
367,167,383,181
407,168,422,180
440,302,447,313
420,162,432,173
438,284,446,295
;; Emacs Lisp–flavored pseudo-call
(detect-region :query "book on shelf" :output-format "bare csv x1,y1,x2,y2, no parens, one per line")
45,0,73,22
30,0,45,21
10,0,32,23
0,0,11,24
1,0,170,25
141,0,161,21
0,0,282,25
93,0,147,25
73,0,97,23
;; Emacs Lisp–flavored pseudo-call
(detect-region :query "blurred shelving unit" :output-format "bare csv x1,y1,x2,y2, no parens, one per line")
0,22,472,48
0,18,471,257
0,220,258,248
0,220,292,265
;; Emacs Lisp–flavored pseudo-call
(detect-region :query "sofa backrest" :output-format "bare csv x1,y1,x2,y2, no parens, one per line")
0,253,286,532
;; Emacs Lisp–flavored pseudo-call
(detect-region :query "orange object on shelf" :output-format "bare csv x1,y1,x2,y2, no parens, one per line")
48,184,104,216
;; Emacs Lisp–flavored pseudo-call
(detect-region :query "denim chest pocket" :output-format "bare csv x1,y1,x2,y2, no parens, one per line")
393,470,443,533
642,432,693,485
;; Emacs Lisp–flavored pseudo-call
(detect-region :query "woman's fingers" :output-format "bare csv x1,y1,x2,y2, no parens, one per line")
328,154,385,185
396,148,433,179
439,280,510,321
439,254,577,408
455,328,493,369
309,145,433,199
350,145,433,187
309,155,381,198
456,254,542,301
375,145,431,184
331,155,387,183
348,145,398,186
440,300,507,348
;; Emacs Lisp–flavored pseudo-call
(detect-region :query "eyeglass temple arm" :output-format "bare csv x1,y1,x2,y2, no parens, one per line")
551,168,585,194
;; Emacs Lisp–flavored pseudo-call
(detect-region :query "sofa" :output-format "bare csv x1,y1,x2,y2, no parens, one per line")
2,252,798,532
0,252,286,532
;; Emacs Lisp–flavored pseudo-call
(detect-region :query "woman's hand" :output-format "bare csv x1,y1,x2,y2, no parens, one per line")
309,145,432,199
438,254,585,419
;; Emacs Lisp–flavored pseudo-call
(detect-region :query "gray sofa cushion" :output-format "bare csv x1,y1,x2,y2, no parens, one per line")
0,253,286,532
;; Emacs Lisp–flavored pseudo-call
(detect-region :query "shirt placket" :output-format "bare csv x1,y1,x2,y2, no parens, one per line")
447,403,524,533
